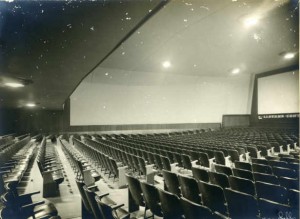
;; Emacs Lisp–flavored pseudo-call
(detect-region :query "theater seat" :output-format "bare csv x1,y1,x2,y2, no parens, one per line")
178,175,201,203
180,197,227,219
197,181,227,216
140,181,163,218
158,189,184,219
224,188,259,219
162,170,181,196
192,167,209,182
256,181,288,204
258,198,291,219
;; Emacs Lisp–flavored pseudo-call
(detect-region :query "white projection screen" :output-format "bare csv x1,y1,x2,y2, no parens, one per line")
258,71,299,114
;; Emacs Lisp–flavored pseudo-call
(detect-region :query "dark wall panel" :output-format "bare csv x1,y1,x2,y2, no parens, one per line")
222,115,250,128
0,109,63,135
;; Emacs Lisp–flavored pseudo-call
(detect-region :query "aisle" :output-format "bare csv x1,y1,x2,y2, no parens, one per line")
25,139,81,219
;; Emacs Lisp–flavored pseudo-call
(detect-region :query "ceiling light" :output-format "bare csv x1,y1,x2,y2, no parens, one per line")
26,103,36,107
284,53,295,59
244,17,259,27
5,82,24,88
162,61,171,68
231,68,240,74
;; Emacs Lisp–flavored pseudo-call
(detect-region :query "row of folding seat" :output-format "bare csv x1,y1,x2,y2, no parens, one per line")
61,138,130,218
161,169,299,219
126,174,227,219
212,162,299,188
36,137,64,188
0,136,35,191
75,179,130,219
77,138,119,180
59,139,100,183
0,136,61,219
0,135,14,150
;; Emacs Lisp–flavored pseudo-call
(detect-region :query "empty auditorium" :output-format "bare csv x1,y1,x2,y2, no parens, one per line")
0,0,299,218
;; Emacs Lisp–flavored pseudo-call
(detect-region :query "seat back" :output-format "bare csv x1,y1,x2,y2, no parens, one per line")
181,154,192,170
208,172,229,189
247,146,258,158
272,167,298,179
256,181,288,204
268,160,289,169
258,198,291,219
228,149,240,163
173,153,184,167
95,196,129,219
215,164,233,176
288,189,300,208
125,174,145,207
214,151,225,165
162,170,181,196
178,175,201,203
234,161,252,171
229,176,256,196
140,182,163,217
180,197,213,219
158,189,183,219
251,158,268,165
232,168,254,181
197,181,227,215
253,172,279,185
252,163,273,174
83,186,103,219
278,177,299,190
161,156,171,171
75,180,92,212
153,154,163,170
192,167,209,182
225,188,259,219
198,152,210,168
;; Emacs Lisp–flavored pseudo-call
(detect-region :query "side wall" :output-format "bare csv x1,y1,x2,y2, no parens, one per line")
0,109,63,135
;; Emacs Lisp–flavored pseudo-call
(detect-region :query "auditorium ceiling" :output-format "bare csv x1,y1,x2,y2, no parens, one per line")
0,0,298,109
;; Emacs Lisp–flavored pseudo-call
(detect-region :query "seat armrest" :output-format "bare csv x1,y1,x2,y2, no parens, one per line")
19,191,40,198
1,166,14,171
87,185,98,190
21,201,45,212
43,168,63,174
214,211,229,219
257,151,262,159
279,145,283,153
145,164,154,168
111,203,125,210
0,170,11,176
191,160,198,165
96,192,110,199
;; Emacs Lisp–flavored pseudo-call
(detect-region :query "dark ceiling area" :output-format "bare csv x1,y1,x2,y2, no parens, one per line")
0,0,164,109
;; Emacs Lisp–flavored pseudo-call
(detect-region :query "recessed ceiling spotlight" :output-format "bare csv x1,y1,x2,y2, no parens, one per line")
5,82,24,88
284,52,295,59
26,103,36,107
231,68,240,74
162,61,171,68
243,17,259,27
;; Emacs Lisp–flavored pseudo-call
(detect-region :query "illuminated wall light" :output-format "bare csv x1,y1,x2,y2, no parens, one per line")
284,53,295,59
26,103,36,107
5,82,24,88
162,61,171,68
244,17,259,27
231,68,240,74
